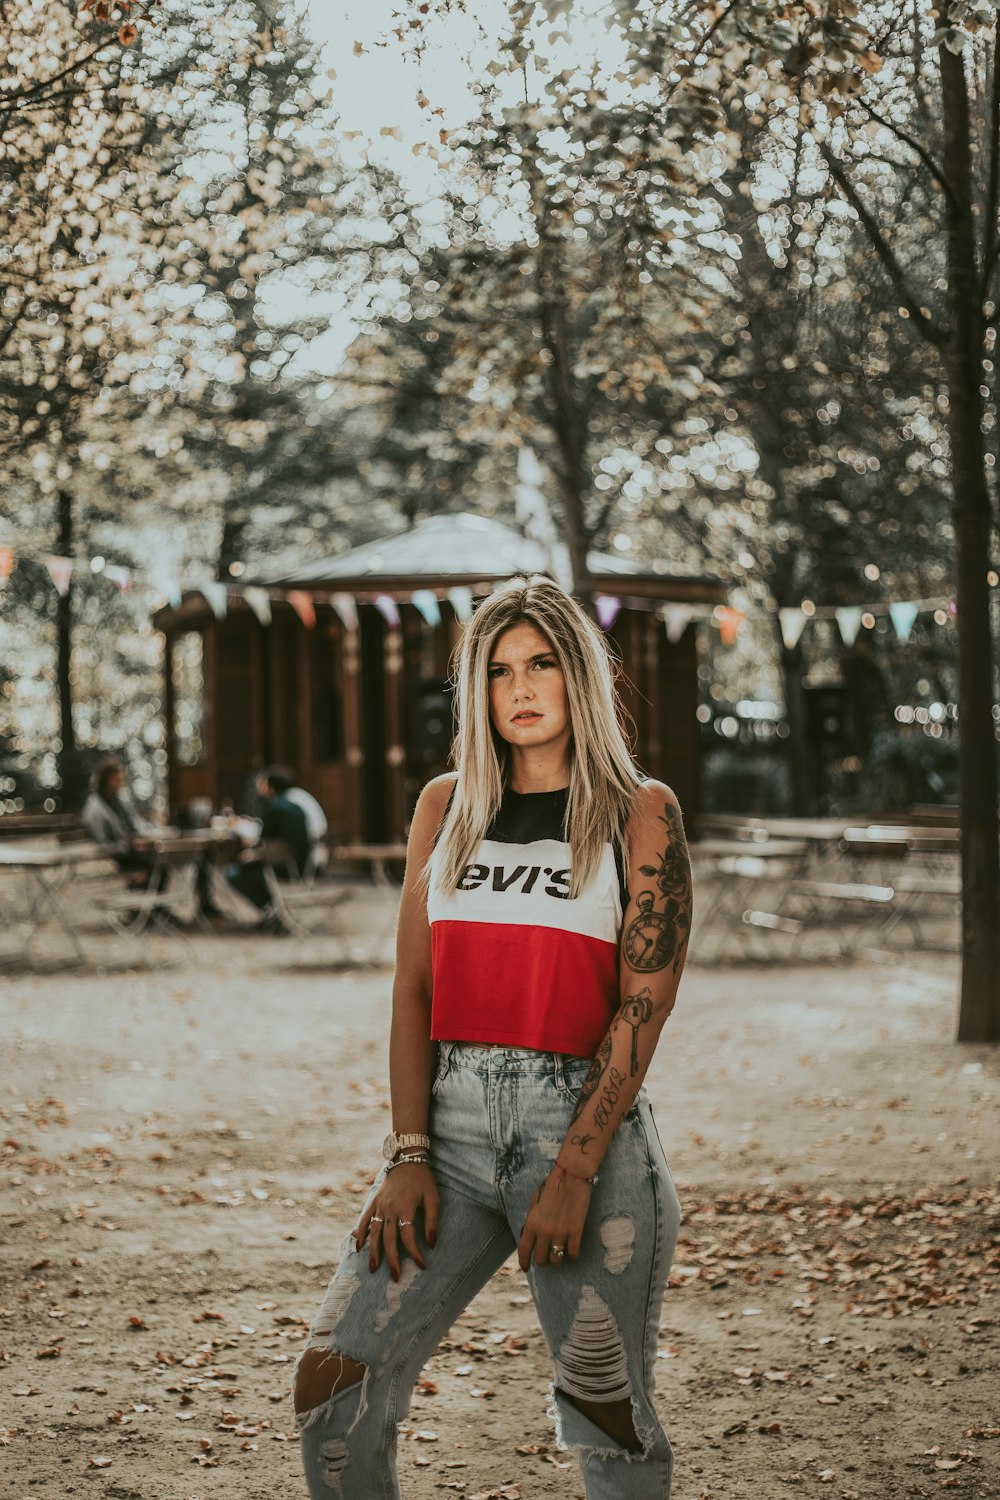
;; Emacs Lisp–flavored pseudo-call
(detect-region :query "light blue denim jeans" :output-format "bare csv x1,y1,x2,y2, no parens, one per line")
297,1042,682,1499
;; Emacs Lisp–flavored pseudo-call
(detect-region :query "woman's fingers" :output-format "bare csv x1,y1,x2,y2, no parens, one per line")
396,1219,425,1271
382,1217,401,1281
367,1215,384,1271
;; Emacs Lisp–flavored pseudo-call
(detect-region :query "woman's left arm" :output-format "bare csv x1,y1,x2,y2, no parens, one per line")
517,780,692,1269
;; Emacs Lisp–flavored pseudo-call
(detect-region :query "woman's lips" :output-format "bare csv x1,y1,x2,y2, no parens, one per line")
513,712,541,722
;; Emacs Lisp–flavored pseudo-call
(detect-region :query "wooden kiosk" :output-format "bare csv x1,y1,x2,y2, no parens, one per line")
154,513,724,843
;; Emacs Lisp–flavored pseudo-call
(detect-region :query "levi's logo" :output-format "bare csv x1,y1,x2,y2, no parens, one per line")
457,864,571,899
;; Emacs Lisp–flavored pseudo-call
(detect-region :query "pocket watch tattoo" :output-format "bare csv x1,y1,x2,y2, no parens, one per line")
623,890,677,972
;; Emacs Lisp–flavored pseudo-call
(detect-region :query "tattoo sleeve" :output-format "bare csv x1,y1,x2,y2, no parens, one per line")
562,796,691,1162
621,799,692,975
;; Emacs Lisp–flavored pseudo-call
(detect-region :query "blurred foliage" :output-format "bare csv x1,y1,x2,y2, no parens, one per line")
2,0,998,814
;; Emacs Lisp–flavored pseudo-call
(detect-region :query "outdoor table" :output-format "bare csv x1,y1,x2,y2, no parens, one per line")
691,837,810,861
690,840,811,962
0,840,117,969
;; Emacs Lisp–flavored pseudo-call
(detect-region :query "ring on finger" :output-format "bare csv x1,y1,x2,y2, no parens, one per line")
551,1245,566,1259
397,1218,413,1228
370,1215,384,1225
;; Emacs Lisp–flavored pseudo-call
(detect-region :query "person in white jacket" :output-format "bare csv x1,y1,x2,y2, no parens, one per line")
81,757,159,889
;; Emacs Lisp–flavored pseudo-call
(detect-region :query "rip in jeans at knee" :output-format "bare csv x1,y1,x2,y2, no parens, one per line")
548,1284,657,1462
294,1349,370,1447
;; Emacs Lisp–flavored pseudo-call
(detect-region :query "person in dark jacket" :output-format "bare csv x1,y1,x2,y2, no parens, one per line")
226,765,308,920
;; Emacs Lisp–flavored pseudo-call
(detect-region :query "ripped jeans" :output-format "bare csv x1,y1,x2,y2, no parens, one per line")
297,1042,682,1499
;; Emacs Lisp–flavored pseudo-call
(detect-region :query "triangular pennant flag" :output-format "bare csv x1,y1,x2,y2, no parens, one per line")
594,594,623,631
45,555,73,597
201,582,229,620
374,594,401,629
287,590,316,629
243,587,272,626
835,606,864,646
888,600,919,641
715,605,745,646
410,589,441,627
331,592,358,632
447,586,474,623
778,607,807,650
103,563,131,592
0,545,13,584
662,604,692,644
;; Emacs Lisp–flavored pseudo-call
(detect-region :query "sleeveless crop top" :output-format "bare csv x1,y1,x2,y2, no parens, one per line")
426,786,625,1058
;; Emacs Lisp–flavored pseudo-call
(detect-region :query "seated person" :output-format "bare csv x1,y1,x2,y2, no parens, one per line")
226,765,309,920
272,765,328,878
81,757,161,890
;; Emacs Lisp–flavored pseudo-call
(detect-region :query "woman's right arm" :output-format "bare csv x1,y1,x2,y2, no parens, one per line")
354,773,456,1281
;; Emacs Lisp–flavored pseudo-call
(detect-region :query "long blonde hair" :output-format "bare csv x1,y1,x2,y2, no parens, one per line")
432,575,641,898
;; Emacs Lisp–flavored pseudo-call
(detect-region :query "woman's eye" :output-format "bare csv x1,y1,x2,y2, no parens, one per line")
534,658,556,670
488,666,507,679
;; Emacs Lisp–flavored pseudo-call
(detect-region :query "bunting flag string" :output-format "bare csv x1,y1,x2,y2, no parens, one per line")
44,555,74,598
331,592,359,632
594,594,623,630
374,594,401,629
662,604,694,643
286,590,317,630
835,605,864,646
0,539,993,646
410,589,441,627
242,587,272,627
778,607,808,650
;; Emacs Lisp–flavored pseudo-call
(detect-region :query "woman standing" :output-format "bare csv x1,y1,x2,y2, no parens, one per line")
295,576,692,1498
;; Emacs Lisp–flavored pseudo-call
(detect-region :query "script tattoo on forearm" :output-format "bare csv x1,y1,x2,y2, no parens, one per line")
592,1066,627,1133
622,800,693,975
569,1034,612,1127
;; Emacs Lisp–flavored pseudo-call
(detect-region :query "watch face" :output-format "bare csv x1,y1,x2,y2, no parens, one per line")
382,1132,397,1160
623,909,676,971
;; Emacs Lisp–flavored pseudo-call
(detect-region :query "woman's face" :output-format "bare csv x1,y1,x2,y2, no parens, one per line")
487,621,570,755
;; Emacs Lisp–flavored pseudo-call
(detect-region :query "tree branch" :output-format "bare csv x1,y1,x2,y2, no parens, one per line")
858,98,963,215
821,147,947,350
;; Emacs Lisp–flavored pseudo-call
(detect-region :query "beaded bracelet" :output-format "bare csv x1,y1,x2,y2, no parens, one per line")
554,1161,599,1187
384,1152,431,1173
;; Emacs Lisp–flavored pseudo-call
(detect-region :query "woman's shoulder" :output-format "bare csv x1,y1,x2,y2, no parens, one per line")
408,773,458,842
418,771,458,812
625,778,685,842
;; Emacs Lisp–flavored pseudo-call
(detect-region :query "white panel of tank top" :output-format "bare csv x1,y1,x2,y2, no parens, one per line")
427,838,622,945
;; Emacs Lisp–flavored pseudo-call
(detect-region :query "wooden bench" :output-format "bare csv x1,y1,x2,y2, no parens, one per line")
0,813,82,841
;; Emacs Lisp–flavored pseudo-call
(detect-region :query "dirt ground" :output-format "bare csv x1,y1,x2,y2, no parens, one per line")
1,886,998,1500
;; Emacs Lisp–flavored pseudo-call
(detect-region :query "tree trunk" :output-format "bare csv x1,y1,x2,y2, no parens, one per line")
530,184,591,601
940,42,1000,1042
55,487,84,812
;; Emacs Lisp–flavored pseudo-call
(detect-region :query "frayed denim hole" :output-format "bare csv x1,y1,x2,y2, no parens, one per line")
294,1359,368,1438
547,1383,665,1466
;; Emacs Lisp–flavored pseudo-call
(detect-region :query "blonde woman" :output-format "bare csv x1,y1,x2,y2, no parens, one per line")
295,576,692,1498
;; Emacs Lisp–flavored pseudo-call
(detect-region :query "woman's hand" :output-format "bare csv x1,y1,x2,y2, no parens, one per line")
517,1166,593,1271
355,1162,439,1282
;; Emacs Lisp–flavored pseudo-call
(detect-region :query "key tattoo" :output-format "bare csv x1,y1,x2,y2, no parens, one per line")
616,985,654,1075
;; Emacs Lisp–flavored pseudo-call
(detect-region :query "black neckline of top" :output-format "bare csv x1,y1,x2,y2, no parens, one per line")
506,785,569,797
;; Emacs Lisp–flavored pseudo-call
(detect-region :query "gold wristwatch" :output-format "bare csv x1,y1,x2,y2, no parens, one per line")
382,1131,431,1161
